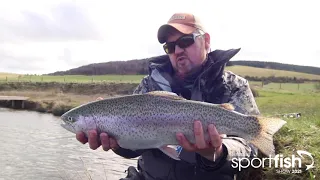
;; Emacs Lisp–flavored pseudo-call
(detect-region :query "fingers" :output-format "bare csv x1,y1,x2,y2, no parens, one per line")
177,120,211,151
194,120,206,149
77,130,118,151
100,133,111,151
176,133,196,151
100,133,119,150
88,130,101,150
208,124,222,148
76,132,88,144
176,121,223,151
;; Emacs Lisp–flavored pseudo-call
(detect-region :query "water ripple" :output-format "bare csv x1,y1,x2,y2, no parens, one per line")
0,108,137,180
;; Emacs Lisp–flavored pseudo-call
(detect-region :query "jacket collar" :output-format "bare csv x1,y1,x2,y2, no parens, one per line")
147,48,241,82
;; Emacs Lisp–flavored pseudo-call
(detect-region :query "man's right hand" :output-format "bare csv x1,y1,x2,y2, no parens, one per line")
76,130,120,151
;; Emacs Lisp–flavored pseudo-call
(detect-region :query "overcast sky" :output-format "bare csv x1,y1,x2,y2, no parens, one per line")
0,0,319,74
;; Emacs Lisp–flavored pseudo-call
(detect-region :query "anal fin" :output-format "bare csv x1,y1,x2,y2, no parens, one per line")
158,145,181,161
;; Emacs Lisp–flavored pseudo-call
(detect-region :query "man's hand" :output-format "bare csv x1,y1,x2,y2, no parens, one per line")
76,130,119,151
176,120,224,161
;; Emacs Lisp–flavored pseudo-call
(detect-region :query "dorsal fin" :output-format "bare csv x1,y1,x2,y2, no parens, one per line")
146,91,186,100
219,103,235,111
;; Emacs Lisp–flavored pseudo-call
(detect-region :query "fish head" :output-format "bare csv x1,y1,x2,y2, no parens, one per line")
60,110,79,134
60,104,97,135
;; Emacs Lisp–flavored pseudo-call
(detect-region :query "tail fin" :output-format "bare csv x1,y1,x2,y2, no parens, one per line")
250,117,287,156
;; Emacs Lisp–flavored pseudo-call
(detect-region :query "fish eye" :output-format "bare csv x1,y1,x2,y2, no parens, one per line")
67,116,73,122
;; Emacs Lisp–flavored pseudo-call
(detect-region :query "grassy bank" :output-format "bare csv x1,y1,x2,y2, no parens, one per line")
254,90,319,179
0,82,139,116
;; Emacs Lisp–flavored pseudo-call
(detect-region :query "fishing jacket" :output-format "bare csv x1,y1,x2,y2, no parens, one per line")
114,48,261,180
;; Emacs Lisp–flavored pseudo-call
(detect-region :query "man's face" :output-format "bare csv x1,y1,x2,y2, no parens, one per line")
165,30,210,77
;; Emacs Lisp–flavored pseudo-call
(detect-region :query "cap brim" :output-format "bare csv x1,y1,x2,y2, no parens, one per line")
157,23,196,44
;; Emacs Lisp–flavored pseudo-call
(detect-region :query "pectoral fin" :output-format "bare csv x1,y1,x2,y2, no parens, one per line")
158,145,181,161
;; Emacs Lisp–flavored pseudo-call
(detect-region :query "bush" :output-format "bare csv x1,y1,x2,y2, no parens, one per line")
250,87,259,97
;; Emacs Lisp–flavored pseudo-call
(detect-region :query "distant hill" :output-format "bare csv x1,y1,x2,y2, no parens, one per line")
229,61,320,75
225,65,320,81
48,58,150,76
47,56,320,77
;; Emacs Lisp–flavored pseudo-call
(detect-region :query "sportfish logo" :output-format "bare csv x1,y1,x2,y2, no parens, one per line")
296,150,315,170
231,150,315,173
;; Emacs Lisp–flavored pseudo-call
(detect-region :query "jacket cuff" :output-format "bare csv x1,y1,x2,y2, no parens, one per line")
112,147,144,159
196,144,228,171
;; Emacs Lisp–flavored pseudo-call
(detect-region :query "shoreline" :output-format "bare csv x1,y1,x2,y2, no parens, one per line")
0,99,74,116
0,81,140,116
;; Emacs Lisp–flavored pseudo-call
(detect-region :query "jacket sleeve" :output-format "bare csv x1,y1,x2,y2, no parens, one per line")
112,76,151,158
196,77,260,172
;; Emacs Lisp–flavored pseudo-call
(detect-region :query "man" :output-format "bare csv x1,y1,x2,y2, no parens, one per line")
76,13,261,180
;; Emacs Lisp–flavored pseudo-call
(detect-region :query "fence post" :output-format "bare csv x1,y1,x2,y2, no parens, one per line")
6,76,7,82
280,83,282,89
298,83,299,90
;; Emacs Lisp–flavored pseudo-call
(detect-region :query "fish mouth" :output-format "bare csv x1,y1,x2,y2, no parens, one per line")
60,121,76,134
60,115,76,133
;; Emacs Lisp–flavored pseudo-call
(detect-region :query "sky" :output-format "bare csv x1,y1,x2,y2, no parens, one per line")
0,0,319,74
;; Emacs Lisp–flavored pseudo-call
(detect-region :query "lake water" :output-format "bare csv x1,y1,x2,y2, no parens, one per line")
0,108,137,180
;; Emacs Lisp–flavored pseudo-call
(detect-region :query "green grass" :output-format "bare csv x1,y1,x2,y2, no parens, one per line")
250,81,319,94
225,66,320,80
1,65,320,84
0,74,146,84
254,90,320,179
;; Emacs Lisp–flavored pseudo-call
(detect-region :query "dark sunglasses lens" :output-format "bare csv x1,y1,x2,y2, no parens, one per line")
163,35,196,54
164,43,175,54
177,36,195,48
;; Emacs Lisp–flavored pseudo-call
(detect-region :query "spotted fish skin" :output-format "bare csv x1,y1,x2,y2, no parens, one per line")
60,91,286,157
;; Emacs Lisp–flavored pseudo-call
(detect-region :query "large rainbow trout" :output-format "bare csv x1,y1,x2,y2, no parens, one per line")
60,91,286,160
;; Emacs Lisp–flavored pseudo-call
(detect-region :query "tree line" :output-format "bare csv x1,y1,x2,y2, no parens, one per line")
47,56,320,78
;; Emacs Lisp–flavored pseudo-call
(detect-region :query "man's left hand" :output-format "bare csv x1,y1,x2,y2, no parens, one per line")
176,120,224,162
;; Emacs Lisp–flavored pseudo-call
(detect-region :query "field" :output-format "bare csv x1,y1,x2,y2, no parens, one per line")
1,65,320,83
250,81,319,94
0,73,146,83
225,66,320,80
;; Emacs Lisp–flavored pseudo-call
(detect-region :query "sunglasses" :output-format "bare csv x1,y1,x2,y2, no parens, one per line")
163,33,203,54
